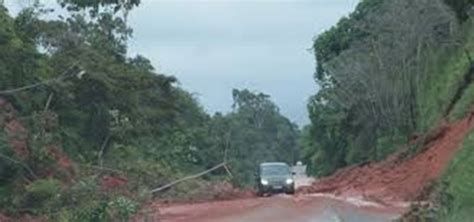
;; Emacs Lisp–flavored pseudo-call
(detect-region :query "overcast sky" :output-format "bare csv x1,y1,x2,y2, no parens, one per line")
127,0,357,126
5,0,357,126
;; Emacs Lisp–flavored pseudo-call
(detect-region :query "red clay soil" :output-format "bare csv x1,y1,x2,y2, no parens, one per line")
0,97,75,176
299,114,474,204
0,97,30,159
143,197,265,222
101,175,129,190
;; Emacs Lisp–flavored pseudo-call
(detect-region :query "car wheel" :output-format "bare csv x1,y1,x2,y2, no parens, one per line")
286,188,295,195
256,189,264,197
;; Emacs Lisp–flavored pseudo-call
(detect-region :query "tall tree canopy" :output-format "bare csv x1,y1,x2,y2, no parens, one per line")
0,2,301,219
211,89,300,186
304,0,472,176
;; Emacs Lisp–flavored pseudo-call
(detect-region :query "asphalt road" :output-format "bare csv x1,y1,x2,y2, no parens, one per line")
159,194,404,222
159,170,404,222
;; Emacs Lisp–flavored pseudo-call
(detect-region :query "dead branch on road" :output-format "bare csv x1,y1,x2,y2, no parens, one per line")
150,162,227,193
150,130,233,193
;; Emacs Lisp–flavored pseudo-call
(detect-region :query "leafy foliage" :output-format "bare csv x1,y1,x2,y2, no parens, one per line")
304,0,473,177
307,1,474,220
444,0,474,21
438,131,474,221
0,1,300,220
223,89,300,186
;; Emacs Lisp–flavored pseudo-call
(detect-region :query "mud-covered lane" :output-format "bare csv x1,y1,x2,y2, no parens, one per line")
159,195,404,222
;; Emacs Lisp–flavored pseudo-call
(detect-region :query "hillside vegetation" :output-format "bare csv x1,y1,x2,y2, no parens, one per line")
1,0,474,220
302,0,473,220
303,0,473,175
0,1,299,220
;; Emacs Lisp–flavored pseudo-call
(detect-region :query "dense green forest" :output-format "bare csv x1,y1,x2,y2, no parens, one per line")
1,0,474,220
303,0,473,175
0,1,299,220
301,0,473,220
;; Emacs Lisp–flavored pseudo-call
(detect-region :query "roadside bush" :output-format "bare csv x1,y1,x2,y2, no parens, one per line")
46,177,140,222
156,178,212,202
438,131,474,221
448,84,474,121
70,200,109,222
21,179,61,213
108,196,139,221
401,130,474,222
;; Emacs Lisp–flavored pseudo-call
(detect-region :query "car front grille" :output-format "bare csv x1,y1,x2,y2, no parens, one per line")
268,179,285,186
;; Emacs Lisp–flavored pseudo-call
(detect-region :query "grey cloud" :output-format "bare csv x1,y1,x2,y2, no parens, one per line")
128,0,357,126
4,0,357,126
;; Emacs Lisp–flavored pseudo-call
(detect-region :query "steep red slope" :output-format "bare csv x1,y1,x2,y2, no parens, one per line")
300,113,474,204
0,97,30,159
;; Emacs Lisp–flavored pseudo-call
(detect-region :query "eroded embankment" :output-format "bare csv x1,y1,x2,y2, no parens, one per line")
299,113,474,205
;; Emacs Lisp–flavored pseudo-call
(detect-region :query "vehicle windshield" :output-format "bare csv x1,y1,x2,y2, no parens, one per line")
261,165,291,176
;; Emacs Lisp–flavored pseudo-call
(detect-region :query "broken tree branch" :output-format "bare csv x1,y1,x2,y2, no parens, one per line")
150,130,233,193
0,152,38,179
43,93,54,113
97,135,111,167
0,63,80,95
223,164,233,178
223,131,233,178
150,162,227,193
78,164,124,174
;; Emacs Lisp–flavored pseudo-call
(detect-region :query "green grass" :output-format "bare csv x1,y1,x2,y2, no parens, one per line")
430,19,474,222
418,19,474,131
403,19,474,221
439,130,474,222
449,84,474,121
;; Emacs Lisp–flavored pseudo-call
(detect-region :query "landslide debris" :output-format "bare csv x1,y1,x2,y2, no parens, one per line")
299,113,474,204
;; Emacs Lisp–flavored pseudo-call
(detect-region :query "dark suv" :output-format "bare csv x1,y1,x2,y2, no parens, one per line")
256,162,295,196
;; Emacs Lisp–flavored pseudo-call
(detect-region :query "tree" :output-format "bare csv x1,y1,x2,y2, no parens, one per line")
305,0,463,176
215,89,300,186
444,0,474,21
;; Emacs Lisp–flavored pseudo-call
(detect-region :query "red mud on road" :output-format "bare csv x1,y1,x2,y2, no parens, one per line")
300,114,474,204
153,197,265,222
154,195,403,222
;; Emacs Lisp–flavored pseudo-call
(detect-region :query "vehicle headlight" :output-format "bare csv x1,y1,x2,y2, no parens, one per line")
261,179,269,185
285,178,294,184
